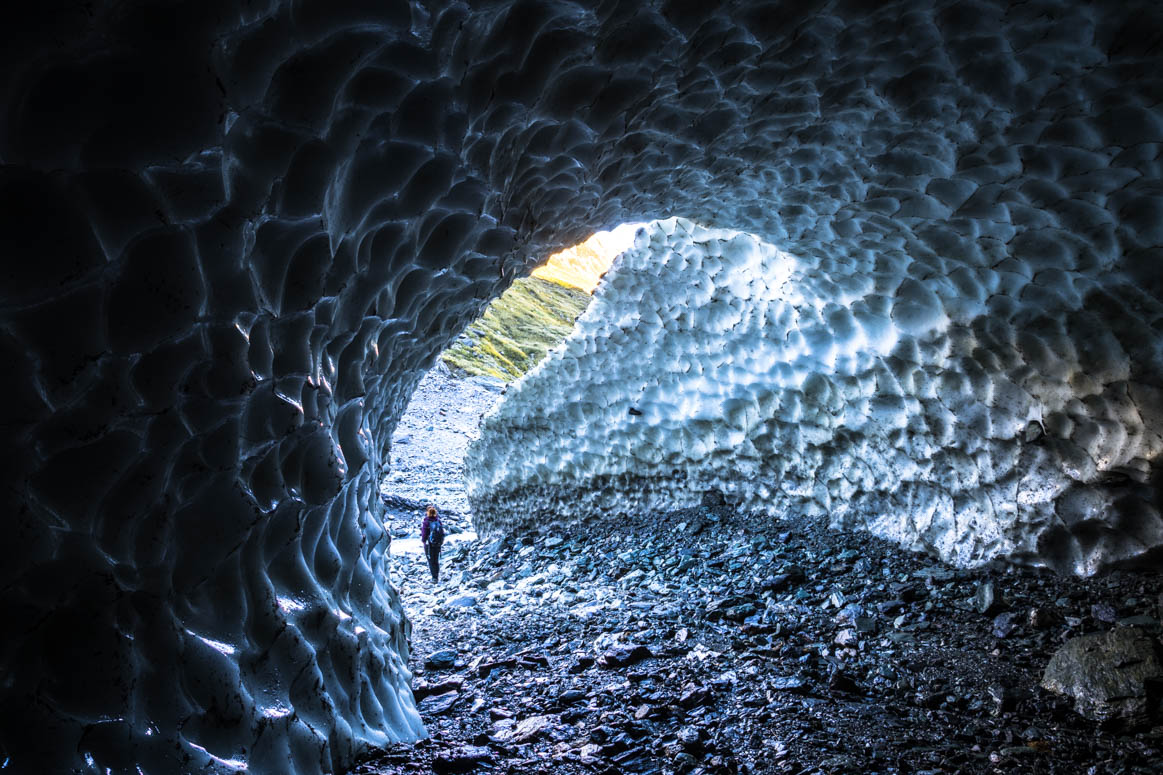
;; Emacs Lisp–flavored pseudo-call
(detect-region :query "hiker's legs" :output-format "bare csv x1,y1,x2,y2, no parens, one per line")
426,542,441,582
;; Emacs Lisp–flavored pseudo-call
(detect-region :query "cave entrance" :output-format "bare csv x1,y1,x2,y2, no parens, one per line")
380,222,645,562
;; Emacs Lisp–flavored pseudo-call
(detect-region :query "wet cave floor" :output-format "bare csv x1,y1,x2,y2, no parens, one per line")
352,508,1163,775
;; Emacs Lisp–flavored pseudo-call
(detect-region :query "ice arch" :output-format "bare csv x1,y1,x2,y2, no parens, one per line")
0,0,1161,772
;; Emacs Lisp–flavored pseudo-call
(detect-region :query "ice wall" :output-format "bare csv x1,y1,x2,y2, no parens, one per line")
1,0,1161,772
467,218,1163,574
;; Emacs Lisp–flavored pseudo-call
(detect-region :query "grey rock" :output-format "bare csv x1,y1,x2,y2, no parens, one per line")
481,538,507,556
425,649,458,670
432,746,495,774
597,644,653,669
987,683,1023,715
973,582,1004,616
723,603,757,622
558,688,587,705
446,594,479,608
679,683,713,708
992,612,1018,639
677,725,703,749
419,691,459,715
760,570,801,592
834,628,858,647
837,602,864,623
413,677,463,700
1041,627,1163,725
568,655,595,673
499,714,552,744
1091,602,1118,623
516,653,549,669
476,656,517,678
1027,607,1057,630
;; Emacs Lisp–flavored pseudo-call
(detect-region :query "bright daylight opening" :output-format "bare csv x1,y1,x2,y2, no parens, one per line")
381,222,646,561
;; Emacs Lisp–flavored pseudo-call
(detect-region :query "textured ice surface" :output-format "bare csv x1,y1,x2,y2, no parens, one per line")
468,218,1163,573
1,0,1162,772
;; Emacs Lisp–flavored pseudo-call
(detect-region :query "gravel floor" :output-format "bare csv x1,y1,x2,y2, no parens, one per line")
382,363,504,521
356,510,1162,775
360,374,1163,775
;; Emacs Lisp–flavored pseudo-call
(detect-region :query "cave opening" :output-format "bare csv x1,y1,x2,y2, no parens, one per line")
380,221,647,552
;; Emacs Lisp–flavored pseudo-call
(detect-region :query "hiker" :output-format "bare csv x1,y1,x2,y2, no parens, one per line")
421,505,445,582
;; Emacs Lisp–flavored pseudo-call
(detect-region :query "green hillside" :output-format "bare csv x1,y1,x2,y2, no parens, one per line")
442,276,590,381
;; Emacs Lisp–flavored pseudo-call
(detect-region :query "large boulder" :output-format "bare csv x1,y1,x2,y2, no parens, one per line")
1041,628,1163,725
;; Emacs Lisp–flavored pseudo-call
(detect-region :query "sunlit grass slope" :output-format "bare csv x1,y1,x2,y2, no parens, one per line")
442,277,590,381
442,223,644,381
531,223,642,293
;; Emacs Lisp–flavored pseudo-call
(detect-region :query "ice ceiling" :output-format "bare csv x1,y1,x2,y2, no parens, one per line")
1,0,1161,772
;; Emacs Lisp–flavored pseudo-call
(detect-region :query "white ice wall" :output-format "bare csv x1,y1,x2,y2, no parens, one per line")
468,218,1163,575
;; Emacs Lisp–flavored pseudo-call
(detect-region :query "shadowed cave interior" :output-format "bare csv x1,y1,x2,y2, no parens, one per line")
1,0,1162,773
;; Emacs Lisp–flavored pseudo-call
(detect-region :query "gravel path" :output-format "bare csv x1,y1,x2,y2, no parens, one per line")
381,363,504,533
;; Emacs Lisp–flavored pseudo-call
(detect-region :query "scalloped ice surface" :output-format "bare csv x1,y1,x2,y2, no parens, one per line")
1,0,1162,772
468,215,1163,572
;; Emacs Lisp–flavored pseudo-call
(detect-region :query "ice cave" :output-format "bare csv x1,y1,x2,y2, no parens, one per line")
1,0,1161,773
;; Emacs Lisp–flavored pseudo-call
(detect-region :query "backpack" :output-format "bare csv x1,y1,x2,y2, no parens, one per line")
429,515,446,543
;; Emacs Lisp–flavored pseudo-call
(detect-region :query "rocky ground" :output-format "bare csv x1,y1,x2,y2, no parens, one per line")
354,505,1163,775
382,362,504,529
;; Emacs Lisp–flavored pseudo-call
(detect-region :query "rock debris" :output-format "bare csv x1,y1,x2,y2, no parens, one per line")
356,509,1162,774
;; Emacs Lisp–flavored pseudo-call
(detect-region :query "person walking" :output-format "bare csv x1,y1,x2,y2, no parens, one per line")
420,505,445,582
